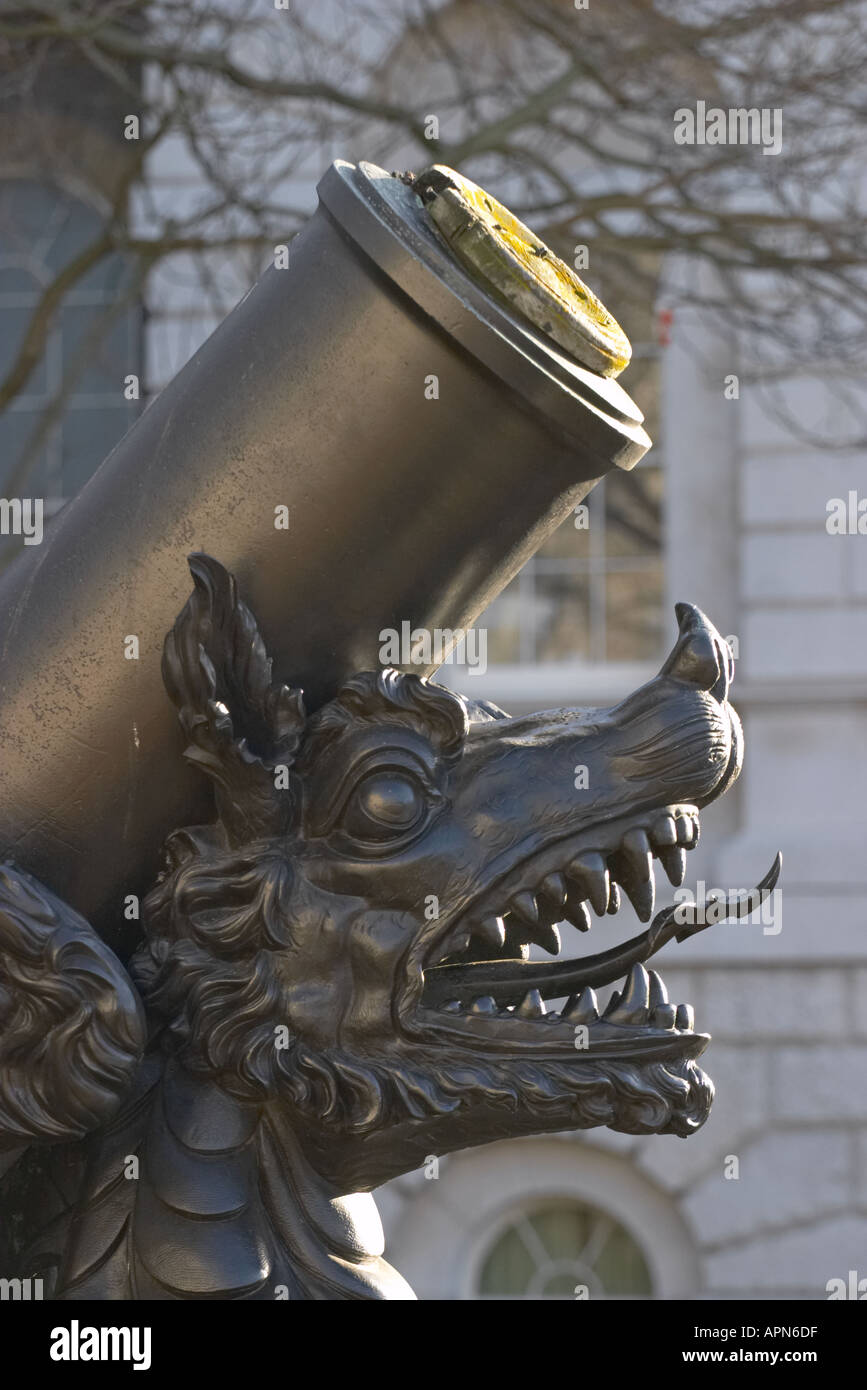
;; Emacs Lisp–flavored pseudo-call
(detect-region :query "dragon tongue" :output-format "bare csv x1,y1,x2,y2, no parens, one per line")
422,855,782,1010
423,918,665,1008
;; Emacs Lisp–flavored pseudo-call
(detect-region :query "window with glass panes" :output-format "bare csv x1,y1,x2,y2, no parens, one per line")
477,1200,654,1299
480,338,663,668
0,181,142,536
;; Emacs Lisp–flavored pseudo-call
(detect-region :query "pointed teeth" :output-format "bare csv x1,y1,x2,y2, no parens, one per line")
565,898,592,933
510,891,540,927
567,852,610,916
510,899,561,954
532,922,562,956
516,989,546,1019
565,986,599,1023
619,831,655,921
470,996,497,1016
652,815,678,848
603,988,622,1017
503,922,531,962
539,872,568,911
651,1002,677,1029
606,963,650,1024
675,813,697,847
675,1002,695,1032
607,882,621,915
659,846,687,887
473,915,507,952
625,962,651,1007
648,970,669,1010
622,828,652,877
623,874,655,922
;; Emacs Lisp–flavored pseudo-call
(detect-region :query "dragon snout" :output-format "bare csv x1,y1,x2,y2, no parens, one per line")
660,603,742,809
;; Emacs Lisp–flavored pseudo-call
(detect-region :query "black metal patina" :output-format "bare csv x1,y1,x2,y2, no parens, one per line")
0,163,778,1299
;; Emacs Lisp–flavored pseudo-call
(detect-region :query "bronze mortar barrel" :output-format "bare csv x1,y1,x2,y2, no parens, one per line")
0,160,650,943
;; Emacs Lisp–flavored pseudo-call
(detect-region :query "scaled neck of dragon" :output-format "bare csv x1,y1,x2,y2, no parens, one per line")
52,1054,413,1300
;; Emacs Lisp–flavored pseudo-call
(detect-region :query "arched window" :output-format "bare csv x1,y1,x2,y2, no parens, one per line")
477,1199,653,1299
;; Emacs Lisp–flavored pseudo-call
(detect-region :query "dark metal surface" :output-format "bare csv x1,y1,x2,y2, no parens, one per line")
0,557,775,1299
0,160,649,941
0,158,773,1302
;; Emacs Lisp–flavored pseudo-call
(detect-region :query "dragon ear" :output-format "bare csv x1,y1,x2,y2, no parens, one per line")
161,554,306,842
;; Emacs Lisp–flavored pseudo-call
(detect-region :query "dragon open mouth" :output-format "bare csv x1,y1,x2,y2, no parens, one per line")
417,801,780,1060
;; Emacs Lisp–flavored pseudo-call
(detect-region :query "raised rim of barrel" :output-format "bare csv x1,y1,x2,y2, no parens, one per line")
316,160,651,473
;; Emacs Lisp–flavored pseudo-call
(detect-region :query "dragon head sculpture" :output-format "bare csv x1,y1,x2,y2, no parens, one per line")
1,555,778,1300
135,557,744,1186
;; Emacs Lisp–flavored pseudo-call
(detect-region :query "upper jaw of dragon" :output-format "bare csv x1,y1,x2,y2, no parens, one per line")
395,602,747,1061
405,800,709,1062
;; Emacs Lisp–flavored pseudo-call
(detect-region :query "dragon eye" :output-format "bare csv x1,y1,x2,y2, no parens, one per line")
341,771,426,841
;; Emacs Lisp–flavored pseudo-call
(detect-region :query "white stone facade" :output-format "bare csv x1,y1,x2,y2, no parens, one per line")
372,300,867,1300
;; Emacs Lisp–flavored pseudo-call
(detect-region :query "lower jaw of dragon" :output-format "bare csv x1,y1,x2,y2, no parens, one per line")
412,801,725,1064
